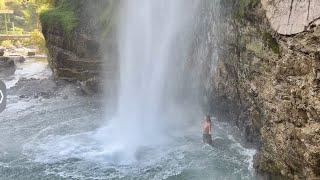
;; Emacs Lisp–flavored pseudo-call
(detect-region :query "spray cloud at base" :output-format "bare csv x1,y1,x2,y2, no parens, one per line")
98,0,208,163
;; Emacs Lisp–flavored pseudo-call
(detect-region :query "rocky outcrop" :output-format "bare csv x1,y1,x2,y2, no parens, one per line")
0,48,4,56
262,0,320,35
0,48,24,78
208,0,320,179
0,56,16,78
41,0,118,94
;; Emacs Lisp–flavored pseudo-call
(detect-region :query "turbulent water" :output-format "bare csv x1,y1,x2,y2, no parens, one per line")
0,63,257,179
0,93,256,179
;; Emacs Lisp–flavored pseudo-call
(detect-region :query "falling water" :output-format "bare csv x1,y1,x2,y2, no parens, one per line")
99,0,202,163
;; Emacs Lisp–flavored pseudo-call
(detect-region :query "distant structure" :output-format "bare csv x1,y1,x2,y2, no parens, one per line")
0,9,30,40
0,9,14,34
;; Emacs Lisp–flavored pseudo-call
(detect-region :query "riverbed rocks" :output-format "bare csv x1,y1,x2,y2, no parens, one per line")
8,78,57,99
8,55,26,63
0,56,16,77
0,48,4,56
7,78,92,100
27,51,36,57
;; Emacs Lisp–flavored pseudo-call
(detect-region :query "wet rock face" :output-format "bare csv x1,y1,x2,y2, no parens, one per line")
262,0,320,35
209,1,320,179
256,32,320,177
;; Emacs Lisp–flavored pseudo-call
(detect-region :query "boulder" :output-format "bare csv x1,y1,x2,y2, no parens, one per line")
27,52,36,56
262,0,320,35
0,49,4,56
0,57,16,77
9,55,26,63
9,78,57,99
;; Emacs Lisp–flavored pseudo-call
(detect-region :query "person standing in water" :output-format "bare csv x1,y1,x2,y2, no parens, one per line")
202,115,213,145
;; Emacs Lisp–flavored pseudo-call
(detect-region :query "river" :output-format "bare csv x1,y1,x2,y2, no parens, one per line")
0,58,256,179
0,95,256,179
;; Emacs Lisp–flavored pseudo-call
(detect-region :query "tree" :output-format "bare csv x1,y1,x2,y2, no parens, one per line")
0,0,6,9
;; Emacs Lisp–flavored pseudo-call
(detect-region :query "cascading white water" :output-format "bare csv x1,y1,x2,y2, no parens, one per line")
99,0,201,163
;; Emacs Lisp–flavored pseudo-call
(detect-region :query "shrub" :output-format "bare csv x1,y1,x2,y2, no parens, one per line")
262,32,280,54
0,0,5,10
1,40,13,47
39,0,78,35
26,29,47,52
233,0,260,22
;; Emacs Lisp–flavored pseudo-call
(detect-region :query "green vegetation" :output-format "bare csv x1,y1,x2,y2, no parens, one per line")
246,42,264,55
40,0,78,35
262,31,280,54
99,0,118,38
2,0,53,32
0,0,5,9
0,0,53,53
1,40,13,47
26,29,47,52
232,0,260,22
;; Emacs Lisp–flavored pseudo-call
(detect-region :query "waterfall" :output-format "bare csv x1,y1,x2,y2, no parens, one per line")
100,0,203,163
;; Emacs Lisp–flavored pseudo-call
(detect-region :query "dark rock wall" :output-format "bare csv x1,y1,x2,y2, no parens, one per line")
41,0,119,94
208,1,320,179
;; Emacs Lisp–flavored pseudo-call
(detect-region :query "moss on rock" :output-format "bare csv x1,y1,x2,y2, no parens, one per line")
262,31,280,54
232,0,260,22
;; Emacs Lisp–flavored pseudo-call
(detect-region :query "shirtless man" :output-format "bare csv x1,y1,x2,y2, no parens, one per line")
202,115,213,145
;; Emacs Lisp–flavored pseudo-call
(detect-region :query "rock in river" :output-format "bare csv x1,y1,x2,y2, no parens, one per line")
0,56,16,77
0,48,4,56
8,55,26,63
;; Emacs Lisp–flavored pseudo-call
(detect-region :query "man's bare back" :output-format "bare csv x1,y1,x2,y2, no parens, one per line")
202,115,213,145
202,121,211,134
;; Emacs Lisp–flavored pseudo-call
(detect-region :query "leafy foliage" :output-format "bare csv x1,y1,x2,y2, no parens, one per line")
0,0,5,9
232,0,259,22
1,40,14,47
262,32,280,54
0,0,52,52
27,29,47,52
40,0,78,35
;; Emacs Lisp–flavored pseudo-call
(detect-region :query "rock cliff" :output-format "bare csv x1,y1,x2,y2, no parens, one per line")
262,0,320,35
210,0,320,179
41,0,118,94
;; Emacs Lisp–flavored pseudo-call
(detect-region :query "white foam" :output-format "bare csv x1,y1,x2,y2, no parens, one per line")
227,134,257,171
4,58,51,88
